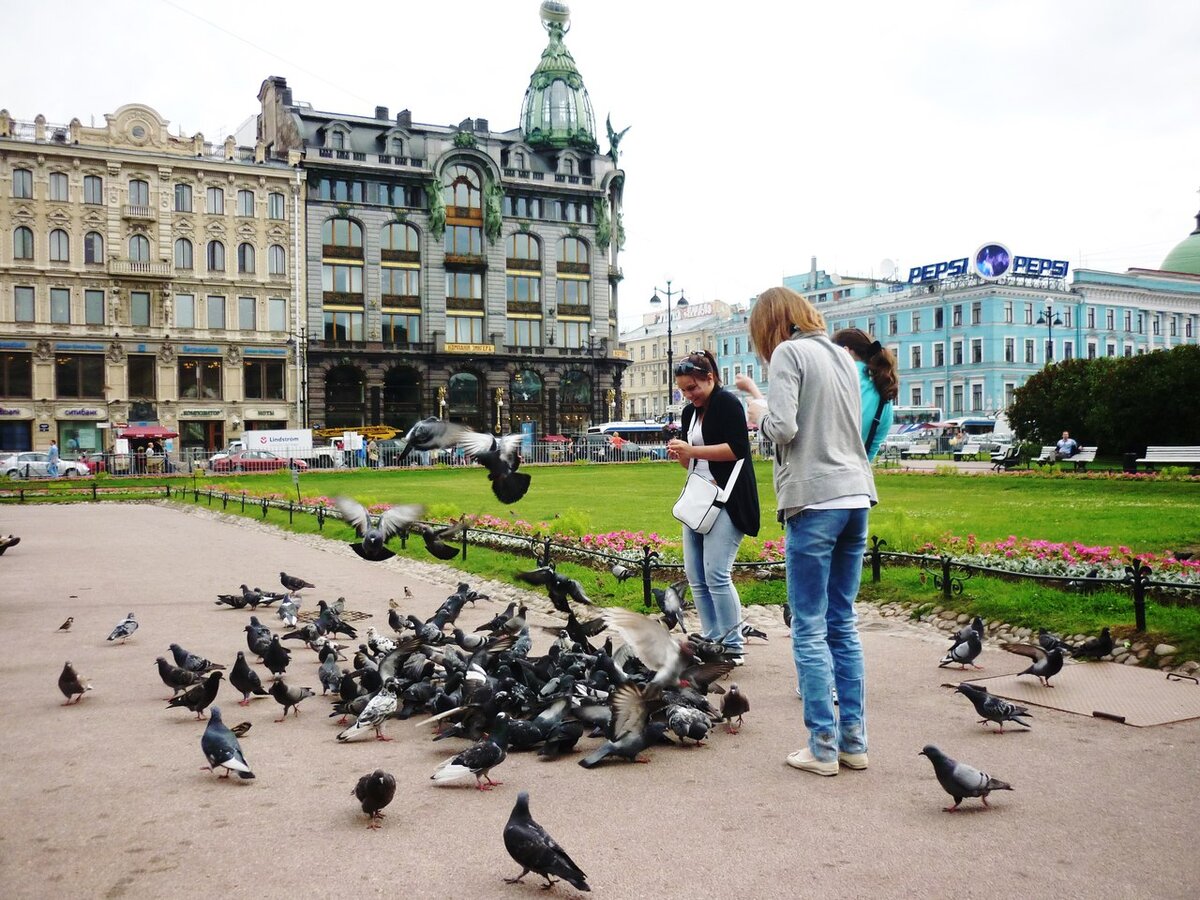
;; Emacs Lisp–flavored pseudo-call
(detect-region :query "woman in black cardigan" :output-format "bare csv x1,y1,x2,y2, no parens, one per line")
667,349,760,662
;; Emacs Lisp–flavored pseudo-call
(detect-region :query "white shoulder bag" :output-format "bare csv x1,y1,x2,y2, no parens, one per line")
671,457,744,534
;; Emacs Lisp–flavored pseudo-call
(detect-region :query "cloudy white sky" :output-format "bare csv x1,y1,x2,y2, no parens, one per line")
7,0,1199,327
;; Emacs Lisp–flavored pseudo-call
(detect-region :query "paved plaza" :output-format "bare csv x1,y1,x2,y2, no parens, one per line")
1,502,1197,899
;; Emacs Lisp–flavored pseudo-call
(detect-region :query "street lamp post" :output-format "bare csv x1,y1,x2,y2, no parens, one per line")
288,326,309,428
1036,302,1063,365
649,281,688,422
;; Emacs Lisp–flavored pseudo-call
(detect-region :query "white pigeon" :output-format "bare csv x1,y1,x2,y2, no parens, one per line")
336,680,399,742
106,612,138,643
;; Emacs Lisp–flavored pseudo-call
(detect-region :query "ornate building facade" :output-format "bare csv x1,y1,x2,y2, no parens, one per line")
257,2,629,438
0,104,302,454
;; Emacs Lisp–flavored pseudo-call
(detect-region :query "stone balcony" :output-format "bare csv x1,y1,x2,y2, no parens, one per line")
108,259,172,278
122,204,156,221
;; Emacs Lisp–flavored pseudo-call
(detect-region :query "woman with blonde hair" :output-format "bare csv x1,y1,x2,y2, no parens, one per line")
734,287,876,777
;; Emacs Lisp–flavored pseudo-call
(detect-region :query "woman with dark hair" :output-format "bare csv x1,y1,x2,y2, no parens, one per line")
736,287,876,777
831,328,898,461
666,349,760,663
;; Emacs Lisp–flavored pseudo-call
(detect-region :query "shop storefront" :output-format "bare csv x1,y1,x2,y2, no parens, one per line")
56,406,107,455
178,409,225,453
0,406,34,452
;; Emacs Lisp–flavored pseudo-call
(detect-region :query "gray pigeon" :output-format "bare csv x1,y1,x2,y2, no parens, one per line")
334,496,423,562
277,596,300,627
353,769,396,829
156,656,205,698
611,562,635,582
1001,642,1064,687
666,704,710,745
58,661,91,705
919,744,1013,811
279,571,315,596
169,643,225,674
579,683,671,768
268,678,315,721
318,655,342,695
106,612,137,643
651,580,689,633
201,706,254,780
939,630,982,670
954,682,1032,732
503,791,591,892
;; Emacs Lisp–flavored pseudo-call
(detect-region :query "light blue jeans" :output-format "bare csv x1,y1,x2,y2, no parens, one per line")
786,506,869,761
682,508,745,653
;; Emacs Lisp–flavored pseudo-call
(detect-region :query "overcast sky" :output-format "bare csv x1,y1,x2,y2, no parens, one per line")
7,0,1199,327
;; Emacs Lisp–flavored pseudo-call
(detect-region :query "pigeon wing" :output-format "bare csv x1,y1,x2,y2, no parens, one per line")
334,497,371,537
608,682,649,741
603,608,677,673
378,504,424,541
1001,642,1047,664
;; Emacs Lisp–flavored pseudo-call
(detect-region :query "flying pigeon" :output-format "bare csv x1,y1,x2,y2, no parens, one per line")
919,744,1013,811
106,612,138,643
200,706,254,780
431,712,511,789
602,608,695,687
169,643,226,674
156,656,206,698
406,519,471,561
57,617,74,632
652,579,689,633
166,671,222,719
229,651,270,706
503,791,591,892
455,431,531,503
279,572,315,596
517,567,594,614
337,680,399,742
1001,642,1064,687
334,496,423,562
353,769,396,829
939,630,983,670
268,679,315,722
954,682,1032,732
579,682,671,768
58,661,91,705
720,682,750,733
1070,627,1113,660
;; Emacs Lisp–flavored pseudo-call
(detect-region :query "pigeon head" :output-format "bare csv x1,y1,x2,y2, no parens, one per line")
918,744,945,761
512,791,531,818
210,705,224,724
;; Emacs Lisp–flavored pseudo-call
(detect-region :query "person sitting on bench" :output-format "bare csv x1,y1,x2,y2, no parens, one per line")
1055,431,1079,460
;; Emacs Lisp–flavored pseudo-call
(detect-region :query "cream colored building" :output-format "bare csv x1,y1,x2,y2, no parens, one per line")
0,104,303,456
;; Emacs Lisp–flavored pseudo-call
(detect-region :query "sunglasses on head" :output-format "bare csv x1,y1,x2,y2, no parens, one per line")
673,360,704,375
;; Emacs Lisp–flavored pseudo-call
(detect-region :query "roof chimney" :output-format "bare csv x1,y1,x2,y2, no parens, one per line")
375,106,389,120
809,255,818,289
397,109,411,128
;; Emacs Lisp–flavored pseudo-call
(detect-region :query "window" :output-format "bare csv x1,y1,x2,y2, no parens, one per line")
128,179,149,207
129,234,150,262
952,305,962,327
1,351,33,396
933,342,944,367
84,231,104,264
445,271,482,301
322,264,363,294
383,267,420,298
1087,341,1097,359
1106,342,1116,357
49,229,70,262
268,192,285,220
268,298,286,332
322,218,363,250
951,384,963,414
206,187,224,215
446,316,483,343
382,222,420,253
559,237,589,265
131,290,151,327
237,243,255,274
1124,310,1132,332
1152,314,1160,336
558,280,588,306
330,130,345,150
1106,310,1114,330
887,314,897,336
443,165,481,212
952,340,963,366
84,175,103,205
128,355,156,398
175,238,193,269
1064,340,1074,360
1170,315,1178,338
323,310,364,343
505,317,541,347
383,313,421,346
1024,303,1034,325
51,288,71,324
207,240,225,272
174,183,193,212
175,293,196,328
1024,339,1035,363
14,286,35,322
243,360,285,399
971,384,983,411
560,321,592,349
1087,307,1096,329
971,302,982,325
85,289,104,325
970,339,982,364
1004,337,1015,363
444,225,482,257
911,386,923,406
747,364,754,382
238,296,256,330
13,226,33,260
933,385,945,412
12,168,32,198
207,295,226,329
178,356,222,399
268,245,286,277
55,353,105,398
237,190,255,216
1187,318,1193,338
933,308,944,329
1003,301,1013,324
910,345,922,370
507,233,540,261
49,172,69,201
1063,308,1072,328
911,311,921,333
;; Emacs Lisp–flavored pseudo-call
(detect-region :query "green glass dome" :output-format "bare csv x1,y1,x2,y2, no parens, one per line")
520,2,598,152
1160,210,1200,275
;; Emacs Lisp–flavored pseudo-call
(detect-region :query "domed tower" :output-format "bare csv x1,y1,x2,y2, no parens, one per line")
520,2,598,152
1160,206,1200,275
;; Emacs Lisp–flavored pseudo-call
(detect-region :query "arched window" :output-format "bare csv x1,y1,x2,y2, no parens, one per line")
330,130,345,150
560,370,592,406
507,233,541,261
13,226,33,260
390,136,404,156
129,234,150,262
511,369,543,404
381,222,419,253
175,237,193,269
49,229,70,262
128,178,150,207
84,232,104,265
268,244,286,276
174,183,192,212
267,192,285,220
206,186,224,214
237,190,255,216
443,165,481,212
12,168,32,198
383,366,422,431
49,172,69,202
447,372,482,429
207,240,225,272
237,242,255,274
322,217,363,250
83,175,104,205
559,237,589,266
323,365,366,429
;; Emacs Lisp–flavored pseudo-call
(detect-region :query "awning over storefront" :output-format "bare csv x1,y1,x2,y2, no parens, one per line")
118,425,179,440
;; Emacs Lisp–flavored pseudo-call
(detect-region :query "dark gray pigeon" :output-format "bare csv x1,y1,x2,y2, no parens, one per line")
229,651,269,706
431,712,511,789
952,616,985,644
156,656,205,698
408,519,470,561
579,683,671,768
720,682,750,733
1038,628,1070,652
166,671,222,719
261,636,292,678
1070,627,1113,660
201,706,254,780
503,791,590,892
1001,642,1064,687
455,431,531,503
334,496,423,562
244,618,273,658
651,579,688,633
279,571,315,595
518,567,594,615
353,769,396,829
106,612,137,643
58,661,91,705
919,744,1013,811
954,682,1032,732
268,678,315,721
170,643,226,674
666,703,710,745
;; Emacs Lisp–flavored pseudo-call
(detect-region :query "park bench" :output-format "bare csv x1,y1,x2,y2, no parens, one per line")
990,445,1021,471
1034,445,1057,466
1066,446,1098,471
1135,446,1200,471
900,442,934,459
952,441,984,461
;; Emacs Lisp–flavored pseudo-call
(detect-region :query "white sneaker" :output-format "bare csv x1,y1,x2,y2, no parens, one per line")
786,747,838,776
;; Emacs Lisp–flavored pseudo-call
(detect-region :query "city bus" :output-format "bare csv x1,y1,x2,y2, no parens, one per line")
891,405,943,428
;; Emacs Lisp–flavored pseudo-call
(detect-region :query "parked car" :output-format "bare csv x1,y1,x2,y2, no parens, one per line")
209,449,309,473
1,451,90,478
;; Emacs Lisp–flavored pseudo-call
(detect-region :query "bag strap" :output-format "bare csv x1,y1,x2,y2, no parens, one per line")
864,397,885,452
687,456,745,503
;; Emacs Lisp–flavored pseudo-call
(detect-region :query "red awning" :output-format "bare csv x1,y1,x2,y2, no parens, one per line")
542,434,571,443
119,425,179,439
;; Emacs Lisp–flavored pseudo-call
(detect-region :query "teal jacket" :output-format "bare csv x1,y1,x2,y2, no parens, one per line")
855,361,893,461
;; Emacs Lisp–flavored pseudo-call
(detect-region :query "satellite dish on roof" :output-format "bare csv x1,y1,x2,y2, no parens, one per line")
829,274,842,285
880,259,896,278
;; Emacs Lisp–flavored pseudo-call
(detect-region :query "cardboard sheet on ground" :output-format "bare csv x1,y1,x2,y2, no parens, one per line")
967,661,1200,727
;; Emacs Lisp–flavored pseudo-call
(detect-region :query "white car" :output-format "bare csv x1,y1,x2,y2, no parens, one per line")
2,451,90,478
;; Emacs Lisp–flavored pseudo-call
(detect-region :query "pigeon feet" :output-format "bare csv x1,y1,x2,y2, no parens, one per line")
375,734,393,741
943,805,960,812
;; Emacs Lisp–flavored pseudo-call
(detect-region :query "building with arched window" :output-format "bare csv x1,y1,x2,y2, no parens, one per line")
257,1,629,436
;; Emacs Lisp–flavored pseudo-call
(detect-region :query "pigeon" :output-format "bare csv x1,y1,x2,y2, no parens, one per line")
652,580,689,633
952,616,985,644
277,596,300,628
602,608,695,687
720,682,750,733
166,671,222,719
666,704,711,745
503,791,591,892
396,416,465,458
939,630,983,670
334,496,423,562
611,562,636,582
579,683,671,768
58,661,91,705
1038,628,1070,652
518,567,594,615
475,602,517,634
740,623,768,642
431,712,511,789
229,651,269,706
244,618,273,657
279,571,315,596
403,586,413,599
261,636,292,678
1070,627,1113,660
337,680,399,742
106,612,138,643
156,656,205,697
170,643,226,674
268,679,315,722
1001,642,1064,687
200,706,254,780
954,682,1032,732
455,431,531,503
408,520,470,561
57,617,74,632
214,592,248,610
919,744,1013,811
353,770,397,829
318,655,342,695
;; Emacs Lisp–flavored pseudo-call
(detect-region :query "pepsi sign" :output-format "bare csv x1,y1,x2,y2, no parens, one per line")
909,242,1069,283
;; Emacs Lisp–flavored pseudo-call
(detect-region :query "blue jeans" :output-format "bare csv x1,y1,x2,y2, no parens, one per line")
786,507,869,761
682,508,745,653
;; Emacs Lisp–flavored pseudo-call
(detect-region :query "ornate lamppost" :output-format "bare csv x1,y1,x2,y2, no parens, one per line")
649,281,687,421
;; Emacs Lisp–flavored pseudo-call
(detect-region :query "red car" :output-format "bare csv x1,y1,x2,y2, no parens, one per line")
210,449,308,473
